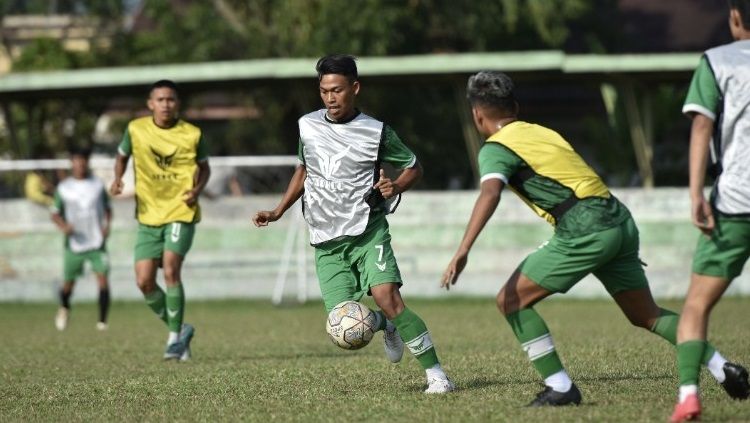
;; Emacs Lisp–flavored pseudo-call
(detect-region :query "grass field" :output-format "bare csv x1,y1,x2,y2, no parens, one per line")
1,298,749,422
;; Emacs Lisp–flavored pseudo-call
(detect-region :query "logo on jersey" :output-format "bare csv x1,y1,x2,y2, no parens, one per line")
318,146,350,179
151,147,177,169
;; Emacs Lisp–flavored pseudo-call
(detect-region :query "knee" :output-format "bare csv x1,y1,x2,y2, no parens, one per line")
496,289,517,316
162,264,180,284
374,292,404,319
135,277,153,293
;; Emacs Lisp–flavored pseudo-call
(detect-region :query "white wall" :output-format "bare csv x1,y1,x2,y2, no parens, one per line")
1,188,748,302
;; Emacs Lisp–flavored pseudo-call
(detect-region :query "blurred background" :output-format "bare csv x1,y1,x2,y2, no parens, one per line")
0,0,745,303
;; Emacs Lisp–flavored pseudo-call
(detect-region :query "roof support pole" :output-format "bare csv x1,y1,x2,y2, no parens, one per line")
601,80,654,188
453,80,482,187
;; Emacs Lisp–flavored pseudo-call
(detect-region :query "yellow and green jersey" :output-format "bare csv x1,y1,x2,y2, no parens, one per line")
478,121,630,238
118,117,208,226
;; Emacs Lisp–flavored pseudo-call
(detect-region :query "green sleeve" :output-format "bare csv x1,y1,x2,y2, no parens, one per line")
118,127,132,156
52,190,64,215
297,138,305,165
478,143,523,184
683,55,720,120
196,134,209,162
381,125,417,169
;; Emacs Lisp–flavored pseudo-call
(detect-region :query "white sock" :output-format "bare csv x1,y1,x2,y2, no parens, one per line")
167,331,179,345
544,370,572,392
425,364,447,381
679,384,698,403
706,351,728,383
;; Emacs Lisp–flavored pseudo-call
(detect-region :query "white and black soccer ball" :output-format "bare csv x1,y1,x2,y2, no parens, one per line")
325,300,377,350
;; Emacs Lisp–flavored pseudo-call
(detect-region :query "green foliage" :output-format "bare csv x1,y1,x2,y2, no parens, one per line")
11,38,78,71
1,298,749,421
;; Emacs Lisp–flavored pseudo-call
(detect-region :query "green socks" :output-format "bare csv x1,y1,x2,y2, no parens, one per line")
506,308,565,379
677,340,706,386
392,307,439,369
374,310,388,332
166,284,185,333
144,288,168,325
650,308,716,365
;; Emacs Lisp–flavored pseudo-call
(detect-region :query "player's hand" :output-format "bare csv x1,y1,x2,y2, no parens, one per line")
441,251,468,291
373,169,398,200
253,210,281,227
62,223,74,236
183,189,200,206
691,196,714,236
110,179,123,196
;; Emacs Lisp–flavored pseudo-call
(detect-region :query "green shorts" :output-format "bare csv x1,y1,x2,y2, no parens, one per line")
135,222,196,262
692,215,750,281
64,247,109,281
315,214,402,313
521,216,648,295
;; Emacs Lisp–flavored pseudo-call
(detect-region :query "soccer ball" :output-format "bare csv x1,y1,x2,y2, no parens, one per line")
325,301,377,350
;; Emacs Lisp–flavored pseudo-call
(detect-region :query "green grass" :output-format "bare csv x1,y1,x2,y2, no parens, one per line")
1,298,748,422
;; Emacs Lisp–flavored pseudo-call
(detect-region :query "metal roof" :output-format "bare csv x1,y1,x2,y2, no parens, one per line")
0,51,702,97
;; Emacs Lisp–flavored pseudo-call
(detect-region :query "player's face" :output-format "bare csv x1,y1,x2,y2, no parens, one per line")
71,155,88,179
319,74,360,122
147,87,179,126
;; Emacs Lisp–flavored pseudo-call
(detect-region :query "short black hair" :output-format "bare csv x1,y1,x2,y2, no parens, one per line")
466,71,517,114
730,0,750,29
149,79,179,96
315,54,358,82
69,146,92,159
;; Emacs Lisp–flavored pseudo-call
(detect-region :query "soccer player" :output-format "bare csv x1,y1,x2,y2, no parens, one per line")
110,80,209,361
441,71,746,406
253,54,454,393
52,147,111,331
671,1,750,421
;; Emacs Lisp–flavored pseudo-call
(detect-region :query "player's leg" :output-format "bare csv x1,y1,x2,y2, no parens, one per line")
370,283,453,393
134,223,169,325
162,222,196,361
671,218,750,421
56,248,84,330
90,249,111,330
136,259,164,321
352,219,410,369
503,228,623,406
497,269,579,405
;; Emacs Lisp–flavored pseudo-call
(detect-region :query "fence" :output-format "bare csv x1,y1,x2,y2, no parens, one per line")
1,188,748,303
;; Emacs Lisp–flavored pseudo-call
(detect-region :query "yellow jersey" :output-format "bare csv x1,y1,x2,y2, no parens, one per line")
118,117,208,226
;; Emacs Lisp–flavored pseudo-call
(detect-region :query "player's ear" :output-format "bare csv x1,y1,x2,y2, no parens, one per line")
352,80,360,96
471,107,484,131
146,97,154,111
729,8,743,35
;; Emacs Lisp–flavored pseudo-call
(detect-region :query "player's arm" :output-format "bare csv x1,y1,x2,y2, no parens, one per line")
375,125,422,199
50,192,73,235
373,161,422,199
111,128,132,196
102,188,112,239
253,165,306,227
683,54,720,236
184,160,210,206
688,114,715,236
441,179,503,290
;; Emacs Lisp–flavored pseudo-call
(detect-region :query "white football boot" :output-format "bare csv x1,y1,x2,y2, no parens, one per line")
383,321,404,363
55,307,69,331
425,376,456,394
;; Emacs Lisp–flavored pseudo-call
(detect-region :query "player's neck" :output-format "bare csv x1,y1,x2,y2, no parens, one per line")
152,117,178,129
493,117,518,131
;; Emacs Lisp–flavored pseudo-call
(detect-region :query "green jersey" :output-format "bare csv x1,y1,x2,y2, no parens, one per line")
478,121,630,238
